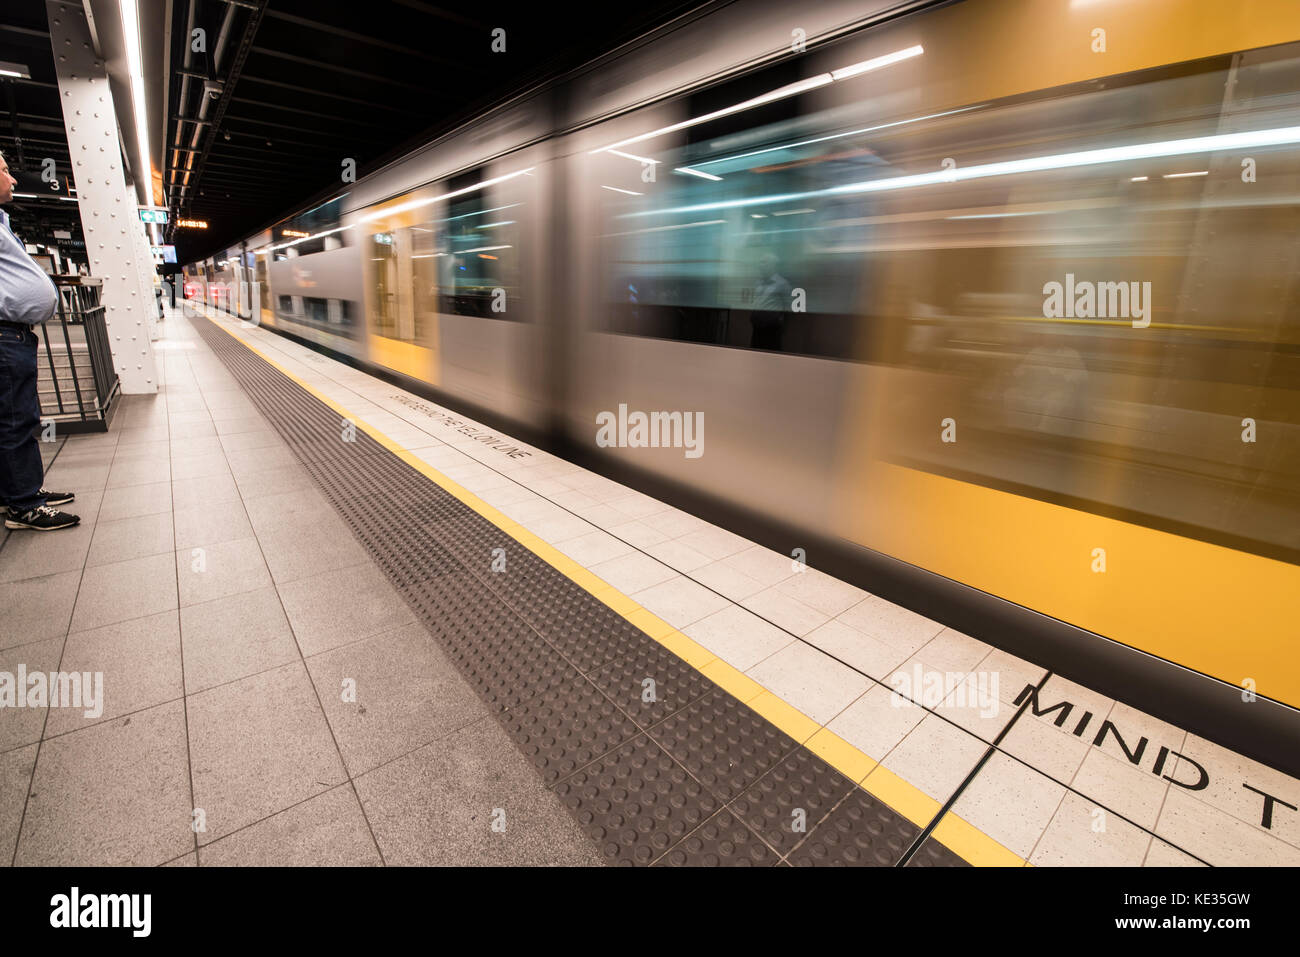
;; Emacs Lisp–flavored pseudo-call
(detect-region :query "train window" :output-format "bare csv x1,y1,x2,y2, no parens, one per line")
591,36,1300,367
274,196,349,257
436,170,527,322
277,294,295,314
278,231,350,257
304,297,329,323
592,58,871,358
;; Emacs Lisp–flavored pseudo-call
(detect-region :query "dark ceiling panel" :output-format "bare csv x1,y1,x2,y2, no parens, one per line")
4,0,710,263
164,0,705,262
0,6,84,253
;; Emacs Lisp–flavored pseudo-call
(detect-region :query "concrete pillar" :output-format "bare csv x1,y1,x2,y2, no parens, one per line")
46,0,158,394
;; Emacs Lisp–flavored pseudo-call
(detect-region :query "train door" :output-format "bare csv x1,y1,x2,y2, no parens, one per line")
232,261,244,317
255,252,274,326
406,224,441,343
369,231,397,335
361,189,442,383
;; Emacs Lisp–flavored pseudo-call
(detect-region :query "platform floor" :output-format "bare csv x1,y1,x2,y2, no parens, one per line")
1,302,1297,866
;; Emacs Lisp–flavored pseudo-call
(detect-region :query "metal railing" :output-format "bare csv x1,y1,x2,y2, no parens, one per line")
35,277,121,433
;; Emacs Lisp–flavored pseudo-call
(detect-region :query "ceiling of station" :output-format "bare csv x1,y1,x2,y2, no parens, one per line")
163,0,703,261
1,0,705,264
0,3,85,245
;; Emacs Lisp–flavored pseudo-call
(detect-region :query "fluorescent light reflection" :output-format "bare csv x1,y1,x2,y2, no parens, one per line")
589,45,924,155
627,126,1300,218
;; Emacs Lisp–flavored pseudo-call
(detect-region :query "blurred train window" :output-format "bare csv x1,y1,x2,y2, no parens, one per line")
275,196,349,257
591,59,870,359
277,295,295,314
304,297,329,323
591,38,1300,378
437,171,525,321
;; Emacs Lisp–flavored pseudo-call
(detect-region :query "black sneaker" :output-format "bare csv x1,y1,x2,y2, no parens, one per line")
0,488,74,508
5,505,81,531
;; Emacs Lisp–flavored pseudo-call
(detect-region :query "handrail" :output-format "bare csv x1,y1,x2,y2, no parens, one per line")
36,276,121,433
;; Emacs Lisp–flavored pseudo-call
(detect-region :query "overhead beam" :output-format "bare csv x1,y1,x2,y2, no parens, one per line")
391,0,489,29
247,46,431,93
261,9,471,68
0,22,51,39
224,97,395,130
177,0,269,231
236,73,425,116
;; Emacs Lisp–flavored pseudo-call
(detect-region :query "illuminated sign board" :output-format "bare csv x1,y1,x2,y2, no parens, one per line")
176,218,208,229
138,208,169,224
151,245,177,264
281,229,309,239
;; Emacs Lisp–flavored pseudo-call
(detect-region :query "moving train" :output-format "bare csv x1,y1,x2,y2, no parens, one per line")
183,0,1300,763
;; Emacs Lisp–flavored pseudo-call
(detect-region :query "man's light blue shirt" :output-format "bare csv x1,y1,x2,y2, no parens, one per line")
0,208,59,326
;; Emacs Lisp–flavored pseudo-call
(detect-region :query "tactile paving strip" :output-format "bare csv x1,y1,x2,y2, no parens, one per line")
905,837,973,867
786,787,920,867
653,809,777,867
588,641,717,731
729,748,858,857
192,314,940,865
647,690,801,802
553,734,722,866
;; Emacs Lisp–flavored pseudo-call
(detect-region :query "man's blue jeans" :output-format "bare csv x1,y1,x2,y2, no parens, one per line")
0,324,46,512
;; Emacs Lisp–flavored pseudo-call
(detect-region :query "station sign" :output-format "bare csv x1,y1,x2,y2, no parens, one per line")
151,244,177,263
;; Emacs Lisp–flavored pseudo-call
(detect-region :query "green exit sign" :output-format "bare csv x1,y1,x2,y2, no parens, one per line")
138,208,169,224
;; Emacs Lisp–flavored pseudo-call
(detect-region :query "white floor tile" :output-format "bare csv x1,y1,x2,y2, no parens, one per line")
681,605,795,672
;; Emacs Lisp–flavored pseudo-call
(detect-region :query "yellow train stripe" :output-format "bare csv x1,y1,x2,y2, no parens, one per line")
198,308,1024,865
840,462,1300,708
907,0,1300,118
367,334,439,387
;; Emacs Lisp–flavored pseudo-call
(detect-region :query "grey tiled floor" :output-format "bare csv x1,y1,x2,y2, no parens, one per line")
0,311,601,867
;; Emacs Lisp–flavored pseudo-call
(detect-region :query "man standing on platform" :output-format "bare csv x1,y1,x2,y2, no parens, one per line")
0,151,79,530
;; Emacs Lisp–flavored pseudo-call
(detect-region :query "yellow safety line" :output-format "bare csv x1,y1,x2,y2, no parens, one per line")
197,307,1027,866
